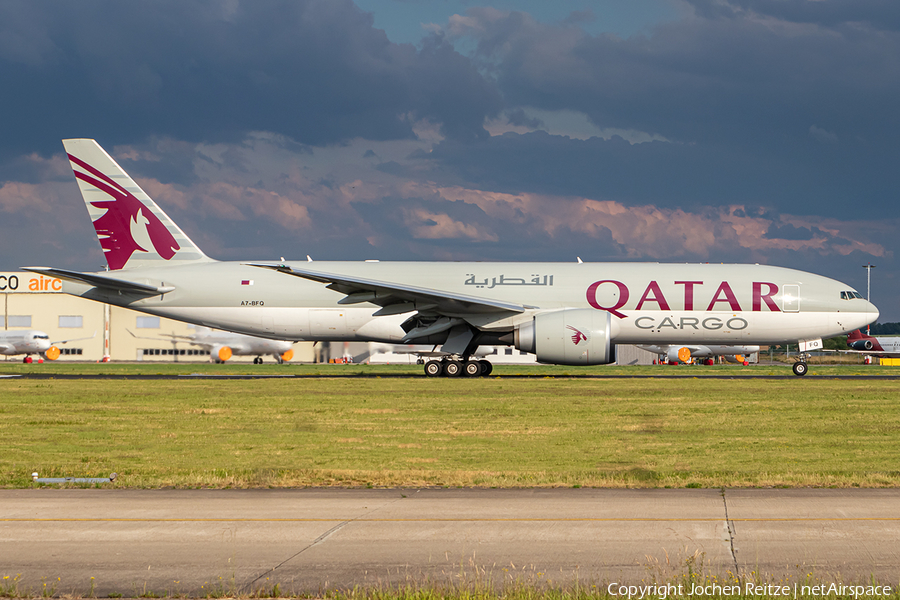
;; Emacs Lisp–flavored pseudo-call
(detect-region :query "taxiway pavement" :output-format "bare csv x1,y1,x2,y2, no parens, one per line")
1,489,898,596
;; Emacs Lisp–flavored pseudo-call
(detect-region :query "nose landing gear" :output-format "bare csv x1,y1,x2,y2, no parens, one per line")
792,354,809,376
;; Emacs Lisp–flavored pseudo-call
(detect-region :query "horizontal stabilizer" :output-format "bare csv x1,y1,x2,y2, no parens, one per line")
21,267,175,296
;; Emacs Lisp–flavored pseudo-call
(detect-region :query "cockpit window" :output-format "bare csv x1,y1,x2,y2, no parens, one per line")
840,291,848,300
841,291,863,300
33,334,49,340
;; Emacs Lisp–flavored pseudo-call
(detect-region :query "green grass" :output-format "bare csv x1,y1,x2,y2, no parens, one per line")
2,368,899,488
1,361,899,377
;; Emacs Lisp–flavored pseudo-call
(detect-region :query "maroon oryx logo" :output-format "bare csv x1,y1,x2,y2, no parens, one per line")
68,153,180,270
566,325,588,345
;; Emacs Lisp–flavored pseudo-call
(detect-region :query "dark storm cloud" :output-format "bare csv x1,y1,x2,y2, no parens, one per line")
764,222,817,241
465,4,900,147
351,194,623,262
691,0,900,31
0,0,502,159
406,131,873,219
430,2,900,218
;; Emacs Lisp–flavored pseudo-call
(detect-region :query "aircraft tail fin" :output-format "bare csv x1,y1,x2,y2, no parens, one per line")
847,328,878,351
847,329,869,341
62,139,211,271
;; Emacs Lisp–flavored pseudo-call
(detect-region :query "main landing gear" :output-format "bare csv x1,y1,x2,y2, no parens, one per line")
424,358,493,377
792,354,809,376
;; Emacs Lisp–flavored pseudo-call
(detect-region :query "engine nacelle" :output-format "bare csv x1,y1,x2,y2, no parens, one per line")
211,345,233,362
666,347,692,364
515,309,617,365
850,339,874,351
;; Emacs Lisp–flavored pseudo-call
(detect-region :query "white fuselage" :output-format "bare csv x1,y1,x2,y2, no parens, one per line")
0,330,52,356
870,337,900,353
61,260,877,347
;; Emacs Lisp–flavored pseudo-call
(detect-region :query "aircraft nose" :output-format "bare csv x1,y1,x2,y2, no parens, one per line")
867,299,880,322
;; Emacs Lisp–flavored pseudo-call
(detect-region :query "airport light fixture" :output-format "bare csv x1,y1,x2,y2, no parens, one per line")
863,263,876,334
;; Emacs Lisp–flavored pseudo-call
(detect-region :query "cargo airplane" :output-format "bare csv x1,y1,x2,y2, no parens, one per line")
23,139,879,377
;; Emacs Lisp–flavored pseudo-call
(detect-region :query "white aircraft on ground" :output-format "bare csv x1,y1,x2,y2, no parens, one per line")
638,344,760,365
128,327,294,363
23,139,879,377
0,329,95,363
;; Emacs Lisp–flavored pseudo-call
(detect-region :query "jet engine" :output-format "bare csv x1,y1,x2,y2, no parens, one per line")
211,345,232,362
849,339,874,351
514,309,617,365
666,347,692,364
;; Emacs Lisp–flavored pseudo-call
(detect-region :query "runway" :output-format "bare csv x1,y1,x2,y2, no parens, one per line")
2,489,898,596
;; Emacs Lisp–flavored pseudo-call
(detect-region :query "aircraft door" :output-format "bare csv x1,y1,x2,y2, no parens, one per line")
782,285,800,312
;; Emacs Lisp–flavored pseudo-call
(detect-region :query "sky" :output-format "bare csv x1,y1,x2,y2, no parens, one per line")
1,0,898,321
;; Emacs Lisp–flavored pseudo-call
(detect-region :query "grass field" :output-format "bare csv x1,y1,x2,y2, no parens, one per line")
0,361,898,377
2,364,899,488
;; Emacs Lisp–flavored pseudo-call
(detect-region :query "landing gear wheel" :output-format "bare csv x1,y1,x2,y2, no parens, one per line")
478,360,493,377
792,361,808,376
416,358,425,365
424,360,443,377
443,360,462,377
463,360,481,377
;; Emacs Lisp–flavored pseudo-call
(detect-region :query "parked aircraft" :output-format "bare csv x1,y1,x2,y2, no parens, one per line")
638,344,760,365
846,329,900,357
128,327,294,363
24,139,879,377
0,329,94,363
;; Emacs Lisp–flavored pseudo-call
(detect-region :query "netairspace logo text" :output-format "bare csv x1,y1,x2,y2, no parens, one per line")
607,582,894,599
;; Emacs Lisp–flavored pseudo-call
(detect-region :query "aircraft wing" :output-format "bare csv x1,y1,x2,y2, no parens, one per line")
0,342,14,354
126,329,198,344
51,331,97,345
21,267,175,296
245,263,531,315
